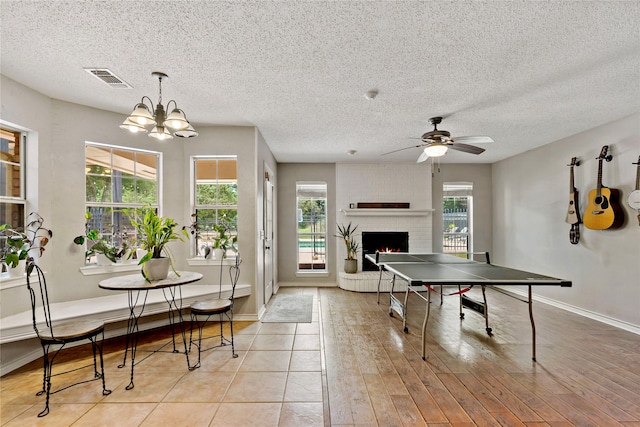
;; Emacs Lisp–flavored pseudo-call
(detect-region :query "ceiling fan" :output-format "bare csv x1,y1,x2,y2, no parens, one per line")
383,117,494,163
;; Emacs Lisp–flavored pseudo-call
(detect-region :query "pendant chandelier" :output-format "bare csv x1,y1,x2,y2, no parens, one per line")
120,72,198,140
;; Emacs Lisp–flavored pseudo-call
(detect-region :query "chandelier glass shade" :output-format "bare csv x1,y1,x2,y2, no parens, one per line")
120,72,197,140
423,143,448,157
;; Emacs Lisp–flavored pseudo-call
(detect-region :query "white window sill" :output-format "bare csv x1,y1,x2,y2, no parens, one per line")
186,256,238,267
295,271,330,278
0,274,27,290
79,262,141,276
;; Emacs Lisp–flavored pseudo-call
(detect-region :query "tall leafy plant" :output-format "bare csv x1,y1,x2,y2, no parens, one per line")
126,207,188,279
335,222,359,260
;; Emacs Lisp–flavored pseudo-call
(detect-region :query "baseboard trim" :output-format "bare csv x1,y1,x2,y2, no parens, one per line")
497,287,640,335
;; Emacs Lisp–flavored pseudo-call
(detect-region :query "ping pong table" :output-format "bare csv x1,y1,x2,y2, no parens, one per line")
366,252,572,361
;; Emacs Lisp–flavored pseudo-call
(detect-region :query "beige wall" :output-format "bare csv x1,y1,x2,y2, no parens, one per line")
492,113,640,330
277,163,336,285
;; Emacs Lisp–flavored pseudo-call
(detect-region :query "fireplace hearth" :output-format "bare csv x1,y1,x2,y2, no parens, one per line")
362,231,409,271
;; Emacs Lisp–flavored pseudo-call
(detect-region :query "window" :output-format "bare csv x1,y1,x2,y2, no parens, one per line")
296,182,326,271
192,156,238,257
0,126,25,230
443,182,472,253
84,142,160,262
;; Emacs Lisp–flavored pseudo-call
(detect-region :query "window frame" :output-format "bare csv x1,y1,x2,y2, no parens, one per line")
296,181,327,274
0,125,26,229
81,141,162,267
189,155,238,260
442,182,473,255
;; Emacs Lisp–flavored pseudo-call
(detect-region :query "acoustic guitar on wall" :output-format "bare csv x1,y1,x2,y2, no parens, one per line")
565,157,581,244
627,156,640,225
584,145,624,230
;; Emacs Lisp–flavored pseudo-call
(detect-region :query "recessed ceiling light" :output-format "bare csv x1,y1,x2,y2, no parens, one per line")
347,150,357,155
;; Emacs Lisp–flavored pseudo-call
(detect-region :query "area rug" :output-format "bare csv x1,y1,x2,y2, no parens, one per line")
262,294,313,323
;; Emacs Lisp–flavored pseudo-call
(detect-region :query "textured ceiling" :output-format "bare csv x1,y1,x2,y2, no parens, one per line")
1,1,639,164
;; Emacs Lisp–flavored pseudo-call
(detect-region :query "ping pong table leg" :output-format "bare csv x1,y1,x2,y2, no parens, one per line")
402,283,410,333
388,274,396,316
529,285,536,361
482,285,492,335
421,287,432,360
376,266,383,304
458,285,464,319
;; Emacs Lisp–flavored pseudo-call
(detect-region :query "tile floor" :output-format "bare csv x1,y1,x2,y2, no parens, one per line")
0,288,323,427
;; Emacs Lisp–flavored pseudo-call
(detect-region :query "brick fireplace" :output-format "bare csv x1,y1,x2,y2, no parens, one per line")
335,163,433,292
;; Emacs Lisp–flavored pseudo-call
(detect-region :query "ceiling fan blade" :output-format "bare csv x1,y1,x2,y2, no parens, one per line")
381,143,425,156
448,143,486,155
451,136,494,144
416,151,429,163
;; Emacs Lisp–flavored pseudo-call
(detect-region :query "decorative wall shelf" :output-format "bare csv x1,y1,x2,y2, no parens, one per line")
340,208,434,217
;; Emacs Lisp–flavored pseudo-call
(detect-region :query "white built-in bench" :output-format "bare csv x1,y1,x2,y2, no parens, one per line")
0,283,251,345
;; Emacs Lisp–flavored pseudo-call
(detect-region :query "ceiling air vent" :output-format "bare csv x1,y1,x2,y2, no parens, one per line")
83,68,132,89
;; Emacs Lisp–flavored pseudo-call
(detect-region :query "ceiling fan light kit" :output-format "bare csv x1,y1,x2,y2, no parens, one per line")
423,144,448,157
121,72,197,140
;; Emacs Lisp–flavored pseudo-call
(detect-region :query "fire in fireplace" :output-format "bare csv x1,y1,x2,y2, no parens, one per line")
361,231,409,271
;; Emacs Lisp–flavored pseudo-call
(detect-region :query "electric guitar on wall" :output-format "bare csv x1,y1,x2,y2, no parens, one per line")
565,157,581,244
627,156,640,225
583,145,624,230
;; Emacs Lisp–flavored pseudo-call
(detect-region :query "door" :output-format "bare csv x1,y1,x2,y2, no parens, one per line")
263,169,274,304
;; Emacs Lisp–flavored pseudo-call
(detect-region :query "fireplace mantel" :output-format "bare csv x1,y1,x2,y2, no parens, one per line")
340,208,433,217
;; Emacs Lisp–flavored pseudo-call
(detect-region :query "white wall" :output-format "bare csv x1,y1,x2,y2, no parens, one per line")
492,113,640,331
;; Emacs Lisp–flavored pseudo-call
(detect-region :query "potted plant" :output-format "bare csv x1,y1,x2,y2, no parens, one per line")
336,222,359,273
1,212,52,276
126,207,188,281
73,212,130,265
210,215,238,260
182,213,211,259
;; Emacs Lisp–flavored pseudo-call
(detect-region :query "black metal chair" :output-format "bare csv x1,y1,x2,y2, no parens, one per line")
25,260,111,417
188,254,241,369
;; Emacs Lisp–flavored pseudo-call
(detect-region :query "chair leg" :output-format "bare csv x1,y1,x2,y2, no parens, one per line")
188,313,202,370
229,311,237,358
37,344,52,417
96,333,112,396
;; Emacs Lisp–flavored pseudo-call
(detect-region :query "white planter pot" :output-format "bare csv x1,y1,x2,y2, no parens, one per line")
143,257,170,281
212,248,224,260
96,253,114,266
5,259,26,277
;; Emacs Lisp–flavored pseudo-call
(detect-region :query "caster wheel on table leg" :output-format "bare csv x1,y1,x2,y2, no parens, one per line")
486,327,492,335
403,326,408,333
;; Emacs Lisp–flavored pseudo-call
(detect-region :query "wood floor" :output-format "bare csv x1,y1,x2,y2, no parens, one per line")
2,286,640,426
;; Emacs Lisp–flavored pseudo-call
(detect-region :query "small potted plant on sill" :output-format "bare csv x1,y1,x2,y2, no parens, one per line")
182,213,211,259
1,212,52,276
211,216,238,260
336,222,359,273
127,207,188,281
73,212,130,265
